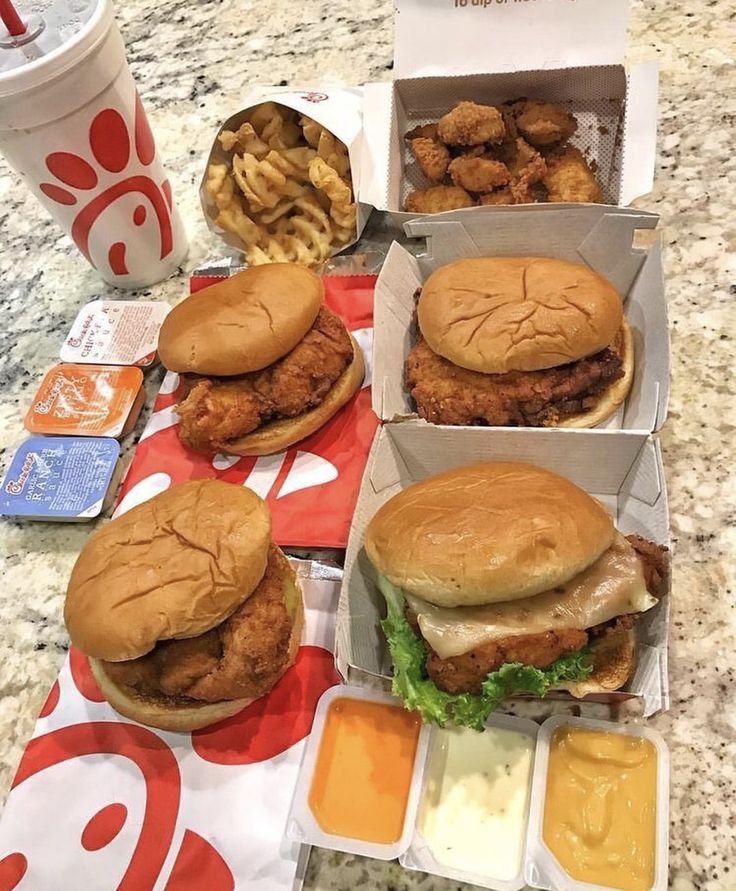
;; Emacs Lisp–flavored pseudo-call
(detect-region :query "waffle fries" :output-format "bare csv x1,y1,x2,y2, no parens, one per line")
207,103,358,269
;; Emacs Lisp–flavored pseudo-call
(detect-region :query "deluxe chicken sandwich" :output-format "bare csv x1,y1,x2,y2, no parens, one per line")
64,480,303,731
365,463,667,729
158,264,364,455
406,257,634,428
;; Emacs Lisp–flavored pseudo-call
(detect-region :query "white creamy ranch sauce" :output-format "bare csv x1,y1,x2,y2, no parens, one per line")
419,724,535,881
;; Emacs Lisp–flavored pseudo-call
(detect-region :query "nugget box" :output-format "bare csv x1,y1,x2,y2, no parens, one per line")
359,0,658,214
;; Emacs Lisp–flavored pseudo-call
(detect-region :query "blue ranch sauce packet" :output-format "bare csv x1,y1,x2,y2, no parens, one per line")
0,436,121,521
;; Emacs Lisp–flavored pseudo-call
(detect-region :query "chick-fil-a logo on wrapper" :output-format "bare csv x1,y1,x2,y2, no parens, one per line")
299,92,329,104
0,562,342,890
115,272,378,549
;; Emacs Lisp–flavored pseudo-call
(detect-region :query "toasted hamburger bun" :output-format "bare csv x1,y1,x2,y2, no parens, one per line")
158,264,323,376
365,462,614,608
89,592,304,732
221,335,365,456
417,257,624,374
559,627,636,698
65,480,271,662
556,318,634,428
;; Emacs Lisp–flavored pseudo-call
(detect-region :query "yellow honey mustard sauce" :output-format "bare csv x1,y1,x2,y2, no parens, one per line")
543,726,658,891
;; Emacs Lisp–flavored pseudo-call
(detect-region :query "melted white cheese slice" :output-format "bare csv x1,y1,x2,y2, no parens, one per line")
404,533,656,660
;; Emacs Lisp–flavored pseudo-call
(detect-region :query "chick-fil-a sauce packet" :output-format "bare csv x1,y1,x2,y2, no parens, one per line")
60,300,170,367
25,365,145,439
0,436,122,521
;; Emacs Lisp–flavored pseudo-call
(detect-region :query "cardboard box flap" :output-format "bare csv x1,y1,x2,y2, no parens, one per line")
359,82,394,211
404,205,658,294
620,61,660,204
621,240,670,432
382,423,649,492
393,0,630,79
372,240,422,420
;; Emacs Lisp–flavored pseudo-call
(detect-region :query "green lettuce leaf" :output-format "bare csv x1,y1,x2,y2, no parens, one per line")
377,574,593,731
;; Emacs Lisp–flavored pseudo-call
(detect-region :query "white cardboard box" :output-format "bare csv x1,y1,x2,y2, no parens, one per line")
359,0,658,213
373,205,669,432
336,424,670,717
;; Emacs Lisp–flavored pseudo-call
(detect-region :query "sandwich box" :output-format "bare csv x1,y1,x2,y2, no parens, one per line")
359,0,658,215
335,423,670,716
373,204,670,433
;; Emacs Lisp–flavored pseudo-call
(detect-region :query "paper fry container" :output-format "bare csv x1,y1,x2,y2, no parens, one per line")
359,0,658,213
373,205,670,433
336,424,670,717
200,87,371,259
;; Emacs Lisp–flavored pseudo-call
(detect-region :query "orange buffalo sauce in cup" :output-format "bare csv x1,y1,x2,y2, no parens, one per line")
25,364,144,439
308,696,421,845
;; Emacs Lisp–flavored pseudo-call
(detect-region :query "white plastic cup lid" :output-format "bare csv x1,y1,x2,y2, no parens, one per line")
0,0,109,94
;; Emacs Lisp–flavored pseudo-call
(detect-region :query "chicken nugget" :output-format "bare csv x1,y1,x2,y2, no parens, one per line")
479,188,515,206
410,137,451,183
483,137,547,204
543,146,603,203
437,101,505,146
506,138,545,180
448,156,510,193
405,185,475,214
515,100,578,147
405,123,440,141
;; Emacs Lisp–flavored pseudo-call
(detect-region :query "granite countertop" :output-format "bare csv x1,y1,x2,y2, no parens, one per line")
0,1,734,889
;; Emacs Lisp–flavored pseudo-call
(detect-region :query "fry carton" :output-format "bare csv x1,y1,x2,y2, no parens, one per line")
359,0,658,214
200,88,371,263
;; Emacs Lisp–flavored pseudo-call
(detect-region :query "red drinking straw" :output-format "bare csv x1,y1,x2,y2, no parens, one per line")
0,0,27,37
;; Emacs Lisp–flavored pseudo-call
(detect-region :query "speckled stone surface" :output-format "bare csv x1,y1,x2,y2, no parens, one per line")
0,1,734,889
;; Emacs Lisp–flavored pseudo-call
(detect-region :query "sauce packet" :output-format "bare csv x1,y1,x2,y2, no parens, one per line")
25,365,144,439
61,300,170,367
0,437,122,521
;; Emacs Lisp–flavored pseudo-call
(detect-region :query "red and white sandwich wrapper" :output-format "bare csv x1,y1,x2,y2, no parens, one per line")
114,264,378,549
0,557,342,890
200,88,372,258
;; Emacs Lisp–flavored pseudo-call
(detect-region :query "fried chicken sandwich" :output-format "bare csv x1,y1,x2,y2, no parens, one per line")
407,257,634,428
64,480,303,731
158,264,364,456
365,463,667,729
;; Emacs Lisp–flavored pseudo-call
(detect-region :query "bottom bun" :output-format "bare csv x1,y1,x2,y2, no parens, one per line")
223,335,365,456
90,588,305,733
557,319,635,429
560,627,636,699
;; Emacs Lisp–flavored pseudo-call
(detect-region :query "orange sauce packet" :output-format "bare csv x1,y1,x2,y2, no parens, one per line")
25,364,144,438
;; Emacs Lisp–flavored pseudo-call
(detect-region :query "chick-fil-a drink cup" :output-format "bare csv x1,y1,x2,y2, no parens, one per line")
0,0,187,287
